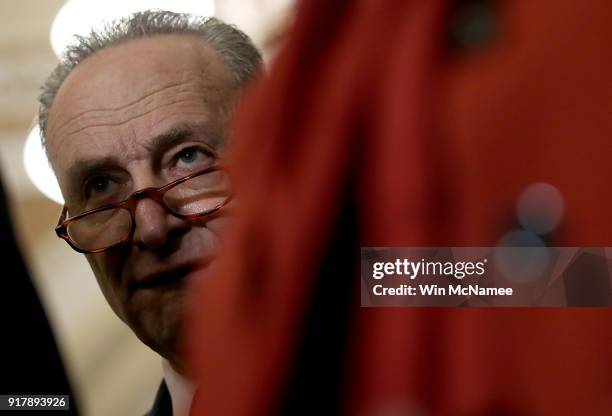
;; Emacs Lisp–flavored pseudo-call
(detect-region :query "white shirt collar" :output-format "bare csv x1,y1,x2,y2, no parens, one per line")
161,359,197,416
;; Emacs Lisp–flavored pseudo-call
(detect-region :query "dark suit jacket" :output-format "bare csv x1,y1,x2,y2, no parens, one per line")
145,381,172,416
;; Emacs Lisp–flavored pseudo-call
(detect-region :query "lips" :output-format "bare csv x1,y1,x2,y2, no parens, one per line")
128,262,205,292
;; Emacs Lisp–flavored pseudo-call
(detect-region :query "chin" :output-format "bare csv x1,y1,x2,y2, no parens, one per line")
128,282,189,362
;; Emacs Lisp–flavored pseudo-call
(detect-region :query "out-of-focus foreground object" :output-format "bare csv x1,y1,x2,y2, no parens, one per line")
0,175,79,414
189,0,612,415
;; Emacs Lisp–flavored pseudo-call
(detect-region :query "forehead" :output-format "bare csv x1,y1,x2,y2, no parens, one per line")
46,34,232,179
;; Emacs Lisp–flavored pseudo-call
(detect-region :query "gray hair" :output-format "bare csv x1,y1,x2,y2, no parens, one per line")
38,9,262,145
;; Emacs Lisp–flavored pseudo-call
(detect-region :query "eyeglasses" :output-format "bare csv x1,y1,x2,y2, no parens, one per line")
55,165,231,253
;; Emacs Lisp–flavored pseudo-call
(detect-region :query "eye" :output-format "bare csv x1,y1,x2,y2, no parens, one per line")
85,176,111,196
174,146,215,170
178,148,199,164
83,176,122,205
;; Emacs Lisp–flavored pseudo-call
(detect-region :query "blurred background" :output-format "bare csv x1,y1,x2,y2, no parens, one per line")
0,1,291,414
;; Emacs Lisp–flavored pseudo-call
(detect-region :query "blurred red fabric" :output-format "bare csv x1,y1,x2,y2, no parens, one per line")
189,0,612,414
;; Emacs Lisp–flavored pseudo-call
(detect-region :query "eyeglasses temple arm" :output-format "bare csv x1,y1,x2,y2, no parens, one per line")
56,205,68,228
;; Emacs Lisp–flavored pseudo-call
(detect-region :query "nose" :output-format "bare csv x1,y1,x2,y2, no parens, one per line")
132,196,188,251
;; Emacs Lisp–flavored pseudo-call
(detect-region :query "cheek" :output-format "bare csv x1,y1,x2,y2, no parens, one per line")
85,251,129,316
179,224,223,260
205,215,231,237
186,214,232,259
202,201,235,238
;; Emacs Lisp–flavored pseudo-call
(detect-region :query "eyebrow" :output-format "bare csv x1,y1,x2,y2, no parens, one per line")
145,122,222,158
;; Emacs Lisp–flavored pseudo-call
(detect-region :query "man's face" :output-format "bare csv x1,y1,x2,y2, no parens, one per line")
45,35,236,367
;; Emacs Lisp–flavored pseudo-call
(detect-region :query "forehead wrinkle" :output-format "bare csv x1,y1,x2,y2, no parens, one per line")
49,67,217,141
62,94,209,138
53,67,212,130
52,79,185,134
